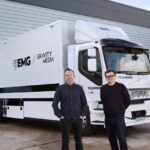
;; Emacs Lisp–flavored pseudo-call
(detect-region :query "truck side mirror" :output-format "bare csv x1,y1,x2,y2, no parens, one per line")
87,48,97,72
88,58,97,72
88,48,96,57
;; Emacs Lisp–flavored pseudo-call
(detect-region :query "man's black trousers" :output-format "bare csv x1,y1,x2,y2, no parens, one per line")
60,118,83,150
105,114,128,150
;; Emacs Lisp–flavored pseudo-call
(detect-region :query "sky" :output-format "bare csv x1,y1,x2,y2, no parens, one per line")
109,0,150,11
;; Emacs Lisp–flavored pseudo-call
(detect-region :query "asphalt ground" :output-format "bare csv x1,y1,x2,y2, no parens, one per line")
0,119,150,150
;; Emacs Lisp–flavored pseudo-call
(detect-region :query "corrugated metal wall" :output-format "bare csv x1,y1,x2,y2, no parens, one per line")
0,0,150,49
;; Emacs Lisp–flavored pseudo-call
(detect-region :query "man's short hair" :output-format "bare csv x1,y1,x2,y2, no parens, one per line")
105,69,116,76
64,68,74,74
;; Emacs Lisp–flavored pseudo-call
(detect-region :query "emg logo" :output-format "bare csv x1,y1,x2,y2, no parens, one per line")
13,56,31,69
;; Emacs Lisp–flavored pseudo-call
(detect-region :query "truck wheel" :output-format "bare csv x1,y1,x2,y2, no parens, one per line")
82,107,93,136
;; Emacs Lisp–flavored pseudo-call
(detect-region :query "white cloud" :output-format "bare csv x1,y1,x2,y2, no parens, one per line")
109,0,150,11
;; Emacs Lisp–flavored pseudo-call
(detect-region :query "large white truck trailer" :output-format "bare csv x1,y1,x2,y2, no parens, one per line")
0,20,150,135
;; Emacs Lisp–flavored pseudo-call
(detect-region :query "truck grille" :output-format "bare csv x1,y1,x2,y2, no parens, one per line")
128,89,150,99
132,110,146,119
130,99,144,105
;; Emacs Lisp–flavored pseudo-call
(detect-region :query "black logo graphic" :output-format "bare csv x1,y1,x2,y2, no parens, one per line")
13,56,31,69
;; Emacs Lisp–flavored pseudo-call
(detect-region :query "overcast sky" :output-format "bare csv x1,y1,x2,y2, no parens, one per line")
109,0,150,11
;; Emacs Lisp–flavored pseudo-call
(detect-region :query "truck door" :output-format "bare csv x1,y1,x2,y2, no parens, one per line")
68,43,105,130
68,43,102,102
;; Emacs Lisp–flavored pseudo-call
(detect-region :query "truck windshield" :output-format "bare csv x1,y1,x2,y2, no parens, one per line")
103,46,150,74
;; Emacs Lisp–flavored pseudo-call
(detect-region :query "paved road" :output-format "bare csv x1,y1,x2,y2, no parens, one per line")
0,119,150,150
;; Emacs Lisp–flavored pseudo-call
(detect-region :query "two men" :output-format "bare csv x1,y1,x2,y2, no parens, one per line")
101,69,130,150
52,68,87,150
53,68,130,150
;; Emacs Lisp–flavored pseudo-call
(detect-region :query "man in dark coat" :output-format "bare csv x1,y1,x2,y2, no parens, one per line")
52,68,87,150
101,69,130,150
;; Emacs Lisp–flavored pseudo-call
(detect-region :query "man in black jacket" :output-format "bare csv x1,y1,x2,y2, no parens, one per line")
52,68,87,150
101,69,130,150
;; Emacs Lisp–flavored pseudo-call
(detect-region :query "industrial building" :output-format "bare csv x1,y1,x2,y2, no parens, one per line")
0,0,150,48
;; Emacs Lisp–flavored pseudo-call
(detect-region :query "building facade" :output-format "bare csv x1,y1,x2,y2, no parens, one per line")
0,0,150,48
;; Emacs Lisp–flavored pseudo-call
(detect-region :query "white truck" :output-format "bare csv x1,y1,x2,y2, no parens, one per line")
0,20,150,135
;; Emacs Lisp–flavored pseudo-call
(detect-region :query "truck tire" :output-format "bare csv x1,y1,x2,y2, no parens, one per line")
82,107,93,136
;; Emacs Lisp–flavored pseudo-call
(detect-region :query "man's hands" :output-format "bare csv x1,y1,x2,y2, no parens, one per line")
60,116,64,120
80,116,83,119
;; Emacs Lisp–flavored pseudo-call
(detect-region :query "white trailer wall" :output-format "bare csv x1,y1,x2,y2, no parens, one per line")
0,0,150,49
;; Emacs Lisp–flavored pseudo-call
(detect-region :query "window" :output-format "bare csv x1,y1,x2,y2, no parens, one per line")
103,46,150,73
78,48,102,85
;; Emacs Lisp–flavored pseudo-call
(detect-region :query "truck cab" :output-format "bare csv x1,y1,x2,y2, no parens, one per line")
68,20,150,134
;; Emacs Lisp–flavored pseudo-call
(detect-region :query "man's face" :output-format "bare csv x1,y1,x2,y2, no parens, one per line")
64,70,75,85
105,71,116,85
